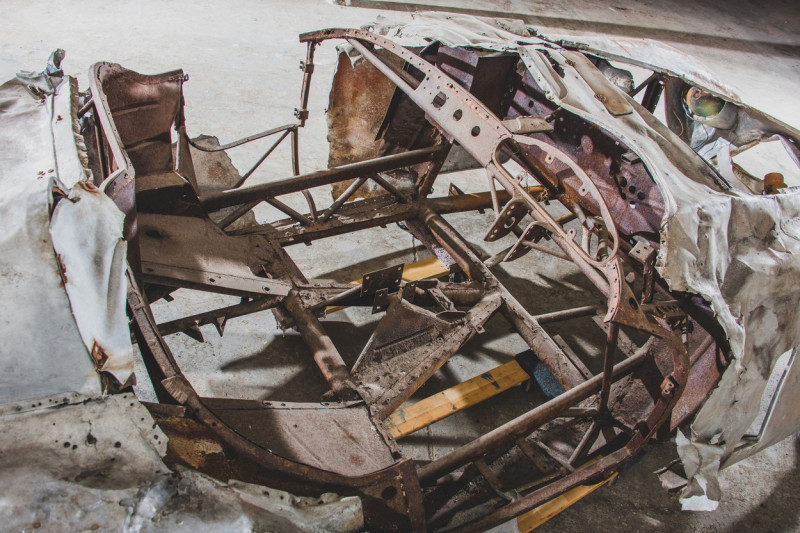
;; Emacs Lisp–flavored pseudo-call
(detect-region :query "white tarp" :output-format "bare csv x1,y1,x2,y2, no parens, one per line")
50,179,133,387
0,70,134,398
0,76,102,401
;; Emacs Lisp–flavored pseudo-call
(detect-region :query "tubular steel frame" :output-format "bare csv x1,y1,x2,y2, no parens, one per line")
85,28,729,532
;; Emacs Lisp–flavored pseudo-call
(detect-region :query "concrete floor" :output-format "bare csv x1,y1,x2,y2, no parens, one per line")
3,0,799,531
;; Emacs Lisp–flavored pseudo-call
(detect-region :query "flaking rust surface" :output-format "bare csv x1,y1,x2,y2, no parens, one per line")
327,50,400,199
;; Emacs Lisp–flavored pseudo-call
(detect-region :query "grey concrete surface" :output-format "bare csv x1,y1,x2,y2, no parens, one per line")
2,0,799,531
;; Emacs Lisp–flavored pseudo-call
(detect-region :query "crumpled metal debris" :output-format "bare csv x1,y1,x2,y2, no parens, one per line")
15,48,65,97
0,393,363,533
364,12,800,510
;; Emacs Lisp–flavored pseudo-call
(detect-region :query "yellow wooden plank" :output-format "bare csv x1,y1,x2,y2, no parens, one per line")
516,464,618,532
384,359,530,439
326,257,449,313
400,256,449,282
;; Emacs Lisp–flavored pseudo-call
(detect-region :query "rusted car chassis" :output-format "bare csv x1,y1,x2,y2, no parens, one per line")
81,29,729,531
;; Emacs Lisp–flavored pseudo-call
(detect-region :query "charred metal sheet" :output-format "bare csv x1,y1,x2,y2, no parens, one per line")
204,399,398,476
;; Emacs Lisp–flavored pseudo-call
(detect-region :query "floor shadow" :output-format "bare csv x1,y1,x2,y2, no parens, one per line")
721,437,800,533
535,434,800,532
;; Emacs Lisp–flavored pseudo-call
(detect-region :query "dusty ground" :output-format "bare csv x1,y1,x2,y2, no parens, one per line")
2,0,799,531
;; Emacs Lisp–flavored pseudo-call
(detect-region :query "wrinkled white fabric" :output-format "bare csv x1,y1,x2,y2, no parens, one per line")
0,76,102,401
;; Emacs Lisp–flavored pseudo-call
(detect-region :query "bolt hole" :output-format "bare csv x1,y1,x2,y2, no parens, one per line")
453,109,463,121
471,126,481,137
637,192,645,201
629,297,639,309
381,486,398,500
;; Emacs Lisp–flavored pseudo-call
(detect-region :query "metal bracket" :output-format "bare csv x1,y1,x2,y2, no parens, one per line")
504,220,551,262
372,288,392,314
629,240,657,303
361,264,404,297
501,116,554,135
425,286,455,312
294,108,309,121
448,183,465,197
629,240,656,264
401,281,418,303
299,61,315,74
641,300,686,324
484,199,529,242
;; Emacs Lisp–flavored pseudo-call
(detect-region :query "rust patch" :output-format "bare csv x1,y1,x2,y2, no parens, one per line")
91,340,110,368
327,50,400,199
55,253,68,285
160,417,225,470
154,416,246,488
